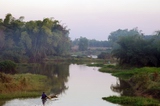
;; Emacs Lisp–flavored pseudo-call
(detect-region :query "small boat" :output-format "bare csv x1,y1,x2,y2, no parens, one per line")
47,94,58,99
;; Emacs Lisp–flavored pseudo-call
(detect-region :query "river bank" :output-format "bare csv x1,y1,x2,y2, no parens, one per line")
1,63,119,106
90,63,160,105
0,73,51,100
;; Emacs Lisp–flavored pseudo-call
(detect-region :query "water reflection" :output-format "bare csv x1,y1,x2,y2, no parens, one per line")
111,78,134,96
2,64,121,106
17,63,70,95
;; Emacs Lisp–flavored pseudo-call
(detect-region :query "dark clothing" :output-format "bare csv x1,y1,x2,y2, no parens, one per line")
41,93,47,99
41,92,47,105
42,99,46,105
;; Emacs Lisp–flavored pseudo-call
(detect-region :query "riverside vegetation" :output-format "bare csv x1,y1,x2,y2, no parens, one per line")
97,28,160,105
0,13,107,103
0,73,50,99
0,60,52,100
89,63,160,106
1,13,160,106
0,58,102,100
0,70,51,106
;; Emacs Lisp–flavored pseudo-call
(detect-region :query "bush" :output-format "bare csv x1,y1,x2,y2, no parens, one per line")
0,60,17,74
98,52,110,59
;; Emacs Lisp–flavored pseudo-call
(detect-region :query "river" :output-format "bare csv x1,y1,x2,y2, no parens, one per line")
2,64,121,106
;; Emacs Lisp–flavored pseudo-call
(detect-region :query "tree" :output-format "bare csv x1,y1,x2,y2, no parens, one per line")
108,28,142,49
0,13,71,62
78,37,88,51
98,52,111,59
88,39,111,47
112,33,160,67
0,60,17,74
155,30,160,36
0,25,5,51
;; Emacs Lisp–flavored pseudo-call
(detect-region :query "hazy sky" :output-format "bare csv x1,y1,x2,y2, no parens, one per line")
1,0,160,40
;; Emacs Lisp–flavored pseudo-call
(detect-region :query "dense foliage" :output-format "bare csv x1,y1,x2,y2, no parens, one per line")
109,28,160,67
0,13,70,62
108,28,141,43
0,60,17,74
98,52,111,60
78,37,88,51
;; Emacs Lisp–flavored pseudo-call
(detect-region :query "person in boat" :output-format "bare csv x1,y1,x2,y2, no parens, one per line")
41,92,47,105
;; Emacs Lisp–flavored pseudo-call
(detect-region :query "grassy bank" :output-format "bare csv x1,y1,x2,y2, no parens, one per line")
103,96,160,106
88,63,160,105
0,73,51,99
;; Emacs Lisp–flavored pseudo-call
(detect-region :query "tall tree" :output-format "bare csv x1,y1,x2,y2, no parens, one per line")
0,13,71,62
78,37,88,51
112,33,160,67
108,28,142,48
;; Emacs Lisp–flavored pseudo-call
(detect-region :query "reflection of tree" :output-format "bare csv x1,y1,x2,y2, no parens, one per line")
47,63,69,95
18,63,70,95
111,78,134,96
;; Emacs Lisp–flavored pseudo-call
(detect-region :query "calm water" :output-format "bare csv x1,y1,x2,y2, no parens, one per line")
3,64,121,106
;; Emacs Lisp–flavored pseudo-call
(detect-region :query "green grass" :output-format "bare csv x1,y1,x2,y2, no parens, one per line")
99,66,160,79
0,73,51,99
0,92,41,99
103,96,160,106
112,67,160,79
100,66,160,106
99,64,122,73
87,63,104,67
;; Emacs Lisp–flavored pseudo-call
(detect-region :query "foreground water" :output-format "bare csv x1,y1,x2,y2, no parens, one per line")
3,64,120,106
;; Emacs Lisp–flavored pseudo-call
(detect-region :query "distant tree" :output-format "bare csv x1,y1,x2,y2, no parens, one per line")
98,52,111,59
108,28,142,48
112,33,160,67
78,37,88,51
72,38,111,47
0,25,5,51
88,39,111,47
72,38,79,46
155,30,160,36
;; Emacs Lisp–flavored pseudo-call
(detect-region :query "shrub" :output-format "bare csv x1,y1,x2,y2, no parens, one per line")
0,60,17,74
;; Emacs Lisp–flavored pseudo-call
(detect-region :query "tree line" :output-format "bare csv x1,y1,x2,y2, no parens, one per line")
72,37,111,51
109,28,160,67
0,13,70,62
1,13,160,67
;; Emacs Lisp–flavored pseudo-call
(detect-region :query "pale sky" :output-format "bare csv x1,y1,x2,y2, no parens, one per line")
0,0,160,40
